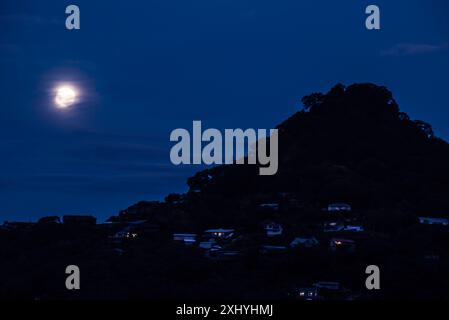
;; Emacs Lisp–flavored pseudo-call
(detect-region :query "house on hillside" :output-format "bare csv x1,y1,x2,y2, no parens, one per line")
299,281,356,300
324,221,345,232
173,233,197,246
296,282,349,300
418,217,449,226
113,230,138,239
111,221,147,240
327,203,351,212
330,238,356,253
297,287,319,300
263,222,283,237
423,252,440,263
203,228,235,240
343,225,365,232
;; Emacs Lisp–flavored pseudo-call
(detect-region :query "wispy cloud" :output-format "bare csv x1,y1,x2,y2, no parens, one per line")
381,42,449,56
0,128,195,196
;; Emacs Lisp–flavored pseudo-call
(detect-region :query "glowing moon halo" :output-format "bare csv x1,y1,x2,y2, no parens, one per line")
54,85,78,108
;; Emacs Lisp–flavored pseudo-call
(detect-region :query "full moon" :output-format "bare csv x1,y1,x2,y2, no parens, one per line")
54,85,78,108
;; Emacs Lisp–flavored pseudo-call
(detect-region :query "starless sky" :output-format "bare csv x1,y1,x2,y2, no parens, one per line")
0,0,448,222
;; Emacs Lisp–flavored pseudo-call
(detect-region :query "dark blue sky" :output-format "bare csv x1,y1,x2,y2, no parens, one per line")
1,0,448,222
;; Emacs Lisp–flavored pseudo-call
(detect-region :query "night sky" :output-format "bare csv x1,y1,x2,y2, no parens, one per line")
0,0,448,222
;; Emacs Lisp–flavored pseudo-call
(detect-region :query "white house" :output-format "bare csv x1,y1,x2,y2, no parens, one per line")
263,222,283,237
112,230,138,239
110,220,147,240
343,225,365,232
327,203,351,212
209,244,224,253
173,233,197,245
203,228,235,240
297,287,319,300
330,238,356,252
324,221,345,232
418,217,449,226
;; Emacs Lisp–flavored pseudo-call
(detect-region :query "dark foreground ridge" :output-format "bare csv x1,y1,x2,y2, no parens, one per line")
1,83,449,300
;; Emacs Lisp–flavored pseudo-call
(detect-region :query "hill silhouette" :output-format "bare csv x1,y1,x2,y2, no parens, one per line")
2,83,449,300
181,83,449,226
